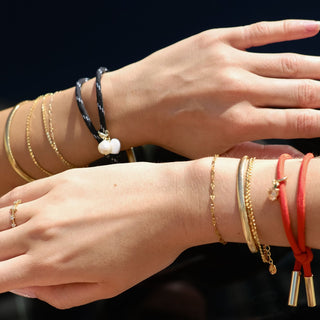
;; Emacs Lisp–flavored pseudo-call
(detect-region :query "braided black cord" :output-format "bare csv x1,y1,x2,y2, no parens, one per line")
75,77,102,143
96,66,108,132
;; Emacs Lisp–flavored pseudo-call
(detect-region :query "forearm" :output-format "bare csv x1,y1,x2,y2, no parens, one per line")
184,157,320,250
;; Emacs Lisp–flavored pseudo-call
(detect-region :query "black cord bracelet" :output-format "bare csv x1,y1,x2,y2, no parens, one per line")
96,66,108,133
75,67,121,156
76,77,101,143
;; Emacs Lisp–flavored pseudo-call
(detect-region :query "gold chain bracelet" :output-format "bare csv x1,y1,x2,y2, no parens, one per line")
245,157,277,275
26,96,53,176
41,93,76,169
210,155,227,245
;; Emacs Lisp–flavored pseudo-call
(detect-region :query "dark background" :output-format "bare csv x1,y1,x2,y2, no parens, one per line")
1,1,320,319
0,0,320,106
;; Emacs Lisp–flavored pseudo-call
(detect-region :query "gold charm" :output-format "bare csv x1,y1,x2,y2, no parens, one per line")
268,177,287,201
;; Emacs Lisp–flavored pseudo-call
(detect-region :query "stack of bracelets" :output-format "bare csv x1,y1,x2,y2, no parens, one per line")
2,68,316,307
4,67,135,182
210,153,316,307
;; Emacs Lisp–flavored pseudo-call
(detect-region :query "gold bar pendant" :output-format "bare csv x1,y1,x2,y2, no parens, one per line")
288,271,301,307
305,275,316,307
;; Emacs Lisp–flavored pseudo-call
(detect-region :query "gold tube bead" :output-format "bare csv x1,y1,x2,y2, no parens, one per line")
236,156,257,253
288,271,301,307
305,275,316,307
126,147,136,163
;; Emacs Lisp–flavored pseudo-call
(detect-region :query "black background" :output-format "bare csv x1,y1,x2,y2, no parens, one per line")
0,0,320,105
1,1,320,319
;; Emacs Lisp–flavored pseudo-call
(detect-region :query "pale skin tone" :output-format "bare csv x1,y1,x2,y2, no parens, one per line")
1,19,320,308
2,19,320,193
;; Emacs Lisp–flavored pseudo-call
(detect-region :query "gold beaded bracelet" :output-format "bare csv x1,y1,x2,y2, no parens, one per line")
210,155,227,245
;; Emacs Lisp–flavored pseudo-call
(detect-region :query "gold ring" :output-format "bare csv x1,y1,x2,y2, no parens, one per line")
10,200,22,228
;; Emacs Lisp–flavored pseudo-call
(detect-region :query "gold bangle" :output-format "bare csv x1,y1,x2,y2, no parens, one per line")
210,155,227,245
26,96,54,176
245,157,277,275
41,93,76,169
4,103,35,182
236,156,257,253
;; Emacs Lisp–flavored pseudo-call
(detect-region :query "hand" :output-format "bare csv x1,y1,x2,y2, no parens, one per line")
0,163,197,309
108,19,320,158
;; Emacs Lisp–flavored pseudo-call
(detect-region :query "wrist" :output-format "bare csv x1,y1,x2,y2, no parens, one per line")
99,63,159,149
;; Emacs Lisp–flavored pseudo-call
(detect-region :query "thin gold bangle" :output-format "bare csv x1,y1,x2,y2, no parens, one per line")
210,155,227,244
4,103,35,182
236,156,257,253
26,96,53,176
41,93,76,169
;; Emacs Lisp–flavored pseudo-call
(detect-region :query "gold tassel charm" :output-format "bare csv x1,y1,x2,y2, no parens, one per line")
305,275,316,307
288,271,301,307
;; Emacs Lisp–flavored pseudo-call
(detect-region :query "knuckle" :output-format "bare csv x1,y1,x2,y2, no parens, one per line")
282,19,292,35
295,111,317,136
5,186,24,204
223,70,248,95
297,80,319,107
280,53,299,77
246,21,270,45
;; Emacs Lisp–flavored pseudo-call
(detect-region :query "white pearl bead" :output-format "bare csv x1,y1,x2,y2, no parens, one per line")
110,138,121,154
98,140,112,155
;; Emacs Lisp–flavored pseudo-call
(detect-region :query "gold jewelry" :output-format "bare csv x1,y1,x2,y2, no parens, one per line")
41,93,76,169
4,103,35,182
10,199,21,228
210,155,227,245
236,156,257,253
26,96,53,176
126,148,136,163
268,176,287,201
245,157,277,275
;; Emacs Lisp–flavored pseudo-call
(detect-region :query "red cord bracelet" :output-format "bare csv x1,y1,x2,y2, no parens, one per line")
276,153,316,307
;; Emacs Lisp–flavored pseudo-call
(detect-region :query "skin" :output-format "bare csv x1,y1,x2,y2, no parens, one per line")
0,157,318,309
1,19,320,308
1,19,320,195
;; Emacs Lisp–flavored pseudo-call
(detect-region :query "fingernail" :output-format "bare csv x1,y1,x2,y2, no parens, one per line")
303,21,320,32
10,289,36,299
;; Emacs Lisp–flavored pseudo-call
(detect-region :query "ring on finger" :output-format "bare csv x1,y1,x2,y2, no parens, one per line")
10,199,22,228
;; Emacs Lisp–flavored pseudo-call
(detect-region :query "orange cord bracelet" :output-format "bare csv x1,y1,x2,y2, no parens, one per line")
277,153,316,307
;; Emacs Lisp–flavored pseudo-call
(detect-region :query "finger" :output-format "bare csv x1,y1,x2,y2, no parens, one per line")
0,201,34,231
222,142,303,159
246,52,320,79
0,175,54,208
0,255,31,292
223,20,320,50
249,76,320,109
0,228,27,261
244,107,320,141
23,283,107,309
